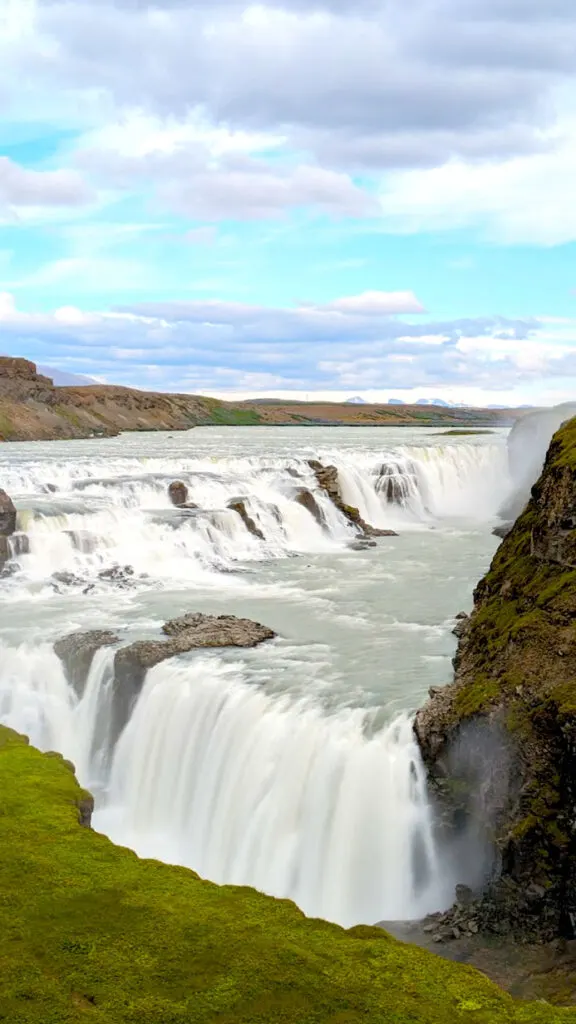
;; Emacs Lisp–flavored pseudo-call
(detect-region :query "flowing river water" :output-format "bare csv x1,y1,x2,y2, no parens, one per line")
0,425,511,928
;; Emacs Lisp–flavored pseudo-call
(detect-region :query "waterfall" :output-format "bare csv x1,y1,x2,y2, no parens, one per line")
0,431,509,928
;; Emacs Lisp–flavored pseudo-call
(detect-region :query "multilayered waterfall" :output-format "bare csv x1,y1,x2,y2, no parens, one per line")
0,430,511,927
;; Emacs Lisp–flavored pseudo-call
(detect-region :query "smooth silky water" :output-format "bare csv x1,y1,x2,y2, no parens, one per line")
0,425,511,927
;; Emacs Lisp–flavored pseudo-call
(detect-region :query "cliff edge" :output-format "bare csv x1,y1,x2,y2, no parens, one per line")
415,416,576,941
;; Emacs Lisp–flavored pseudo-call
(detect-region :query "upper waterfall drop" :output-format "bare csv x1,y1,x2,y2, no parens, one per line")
0,438,509,594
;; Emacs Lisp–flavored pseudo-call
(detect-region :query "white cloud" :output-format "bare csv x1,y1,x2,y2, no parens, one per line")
378,116,576,244
318,290,425,315
0,155,94,210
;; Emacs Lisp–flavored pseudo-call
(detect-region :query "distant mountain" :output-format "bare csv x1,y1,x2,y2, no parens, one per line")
416,398,451,407
38,365,97,386
345,396,366,404
387,399,405,405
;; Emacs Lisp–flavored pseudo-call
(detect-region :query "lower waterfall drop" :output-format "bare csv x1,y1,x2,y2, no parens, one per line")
95,656,449,928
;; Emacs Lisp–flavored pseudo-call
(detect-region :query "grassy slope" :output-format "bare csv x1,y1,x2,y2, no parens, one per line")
0,727,572,1024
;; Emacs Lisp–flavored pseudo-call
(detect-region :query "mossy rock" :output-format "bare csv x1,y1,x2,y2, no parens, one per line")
0,725,570,1022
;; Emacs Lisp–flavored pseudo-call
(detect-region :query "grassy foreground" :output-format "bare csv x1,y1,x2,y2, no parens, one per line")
0,726,573,1024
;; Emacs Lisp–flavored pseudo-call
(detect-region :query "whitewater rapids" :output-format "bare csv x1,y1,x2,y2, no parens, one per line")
0,426,512,926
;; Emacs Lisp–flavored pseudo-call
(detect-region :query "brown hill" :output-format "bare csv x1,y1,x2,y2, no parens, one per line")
0,357,520,441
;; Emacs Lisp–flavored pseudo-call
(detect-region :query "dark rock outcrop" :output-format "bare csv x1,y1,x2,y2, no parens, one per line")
54,630,120,698
0,489,16,537
227,499,265,540
294,488,325,526
492,522,513,540
308,460,397,538
168,480,198,509
112,613,275,741
414,416,576,942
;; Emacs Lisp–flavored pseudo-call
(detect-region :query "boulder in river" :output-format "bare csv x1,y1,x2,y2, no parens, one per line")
54,630,120,698
227,499,265,540
0,489,16,537
168,480,198,509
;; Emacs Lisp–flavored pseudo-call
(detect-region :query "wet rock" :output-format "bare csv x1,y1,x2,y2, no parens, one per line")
0,535,10,567
376,465,410,505
294,488,325,526
307,460,397,539
0,489,16,537
112,613,275,743
168,480,197,509
98,564,136,587
9,532,30,557
54,629,120,698
51,571,86,590
228,499,265,540
349,539,378,551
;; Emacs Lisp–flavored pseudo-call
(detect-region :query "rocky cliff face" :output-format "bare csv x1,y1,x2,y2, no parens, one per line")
415,417,576,940
0,357,222,440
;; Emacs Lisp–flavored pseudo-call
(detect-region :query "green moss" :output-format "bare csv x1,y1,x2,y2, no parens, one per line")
1,726,573,1023
0,409,16,439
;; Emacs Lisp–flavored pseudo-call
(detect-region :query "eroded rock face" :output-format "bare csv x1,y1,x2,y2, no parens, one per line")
227,499,265,540
414,416,576,941
307,460,397,538
0,490,16,537
54,630,120,698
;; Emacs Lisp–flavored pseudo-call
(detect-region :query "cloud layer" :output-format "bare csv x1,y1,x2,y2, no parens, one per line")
3,290,575,403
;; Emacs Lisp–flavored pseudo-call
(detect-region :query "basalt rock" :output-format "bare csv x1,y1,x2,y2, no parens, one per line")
294,488,325,526
0,489,16,537
492,522,513,540
54,630,120,698
112,613,275,742
168,480,198,509
227,499,265,540
307,460,397,538
414,416,576,942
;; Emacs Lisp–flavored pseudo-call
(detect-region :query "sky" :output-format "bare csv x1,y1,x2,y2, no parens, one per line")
1,0,576,406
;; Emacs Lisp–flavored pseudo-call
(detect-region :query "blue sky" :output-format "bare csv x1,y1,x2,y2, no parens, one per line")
1,0,576,406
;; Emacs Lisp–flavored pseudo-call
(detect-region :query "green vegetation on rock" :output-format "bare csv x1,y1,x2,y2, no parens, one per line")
415,416,576,940
0,725,571,1023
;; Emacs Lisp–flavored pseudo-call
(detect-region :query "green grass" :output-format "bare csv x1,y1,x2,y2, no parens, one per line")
0,726,572,1023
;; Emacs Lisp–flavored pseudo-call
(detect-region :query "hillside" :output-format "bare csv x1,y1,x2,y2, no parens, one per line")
0,725,570,1023
0,357,520,441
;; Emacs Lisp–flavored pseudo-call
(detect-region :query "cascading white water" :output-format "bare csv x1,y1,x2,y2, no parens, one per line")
1,442,508,595
99,657,448,926
0,641,115,790
0,428,512,928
